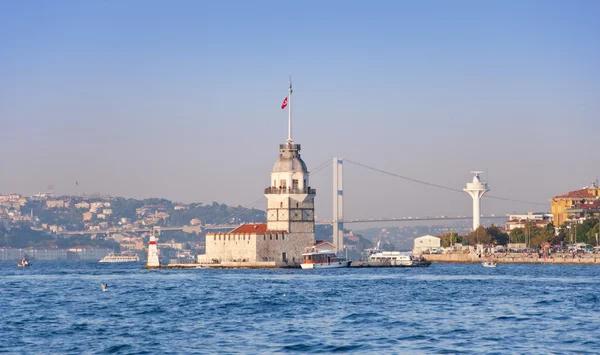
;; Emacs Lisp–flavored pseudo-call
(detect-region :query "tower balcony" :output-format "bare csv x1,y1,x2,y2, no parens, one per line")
280,143,300,151
264,187,316,195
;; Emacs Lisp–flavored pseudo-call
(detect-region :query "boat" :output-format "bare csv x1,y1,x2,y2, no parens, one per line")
482,260,497,268
368,251,431,267
301,250,351,269
358,241,431,267
18,257,31,267
99,253,140,263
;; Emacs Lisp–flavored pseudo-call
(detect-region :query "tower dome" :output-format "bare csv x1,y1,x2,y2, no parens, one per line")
272,143,308,173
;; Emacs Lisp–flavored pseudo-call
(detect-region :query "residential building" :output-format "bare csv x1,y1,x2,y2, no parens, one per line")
551,183,600,227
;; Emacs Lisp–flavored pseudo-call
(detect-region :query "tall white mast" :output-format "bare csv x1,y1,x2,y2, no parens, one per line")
287,75,293,142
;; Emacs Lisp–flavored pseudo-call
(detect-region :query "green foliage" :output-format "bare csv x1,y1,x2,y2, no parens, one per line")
438,232,461,247
466,226,492,245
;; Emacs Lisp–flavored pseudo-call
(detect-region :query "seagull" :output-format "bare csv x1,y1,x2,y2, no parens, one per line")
100,283,108,292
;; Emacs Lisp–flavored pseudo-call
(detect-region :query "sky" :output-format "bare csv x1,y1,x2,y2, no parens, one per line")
1,0,599,221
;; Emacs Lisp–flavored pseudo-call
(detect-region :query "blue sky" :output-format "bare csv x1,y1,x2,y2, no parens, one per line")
1,1,599,220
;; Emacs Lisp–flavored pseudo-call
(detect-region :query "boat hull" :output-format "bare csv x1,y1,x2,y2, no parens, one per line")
301,260,351,269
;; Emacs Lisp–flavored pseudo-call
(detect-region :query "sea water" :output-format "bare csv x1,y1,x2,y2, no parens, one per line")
1,262,599,354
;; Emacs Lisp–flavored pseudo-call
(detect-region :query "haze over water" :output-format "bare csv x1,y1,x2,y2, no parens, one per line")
2,262,599,354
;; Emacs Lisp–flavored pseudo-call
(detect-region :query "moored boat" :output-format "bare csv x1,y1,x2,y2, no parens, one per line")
301,250,351,269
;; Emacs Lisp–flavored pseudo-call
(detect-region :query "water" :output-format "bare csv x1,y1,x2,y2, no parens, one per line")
1,262,599,354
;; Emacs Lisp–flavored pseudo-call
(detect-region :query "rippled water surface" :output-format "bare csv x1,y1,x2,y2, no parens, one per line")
2,262,600,354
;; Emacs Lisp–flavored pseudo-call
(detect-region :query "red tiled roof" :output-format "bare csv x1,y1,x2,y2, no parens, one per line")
229,223,287,234
553,188,595,199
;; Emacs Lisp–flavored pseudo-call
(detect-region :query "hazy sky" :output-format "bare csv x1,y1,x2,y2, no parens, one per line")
1,1,599,221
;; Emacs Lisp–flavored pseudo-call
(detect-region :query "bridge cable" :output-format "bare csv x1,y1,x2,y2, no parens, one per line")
344,159,547,206
309,159,332,175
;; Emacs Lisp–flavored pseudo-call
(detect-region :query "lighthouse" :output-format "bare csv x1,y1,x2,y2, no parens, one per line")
146,227,160,268
463,171,489,230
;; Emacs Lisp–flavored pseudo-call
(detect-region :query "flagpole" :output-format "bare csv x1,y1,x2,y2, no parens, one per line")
287,75,292,142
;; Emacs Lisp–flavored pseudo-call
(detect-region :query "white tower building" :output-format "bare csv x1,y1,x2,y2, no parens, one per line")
463,171,489,230
265,77,316,262
146,227,160,268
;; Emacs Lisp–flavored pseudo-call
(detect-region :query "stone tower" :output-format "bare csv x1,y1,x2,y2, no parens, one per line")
263,77,315,262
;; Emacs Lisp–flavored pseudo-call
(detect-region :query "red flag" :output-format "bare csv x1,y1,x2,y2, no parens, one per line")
281,97,288,109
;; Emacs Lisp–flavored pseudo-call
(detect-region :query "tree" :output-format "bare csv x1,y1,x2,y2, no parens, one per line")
487,224,508,246
438,232,461,247
467,226,492,245
509,228,525,244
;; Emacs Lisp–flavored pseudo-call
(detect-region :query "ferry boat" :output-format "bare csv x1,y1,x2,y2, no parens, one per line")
368,251,431,267
301,250,351,269
99,253,140,263
18,257,31,267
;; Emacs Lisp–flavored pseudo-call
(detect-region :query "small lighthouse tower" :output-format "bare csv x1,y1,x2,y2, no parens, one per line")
463,171,489,230
146,226,160,268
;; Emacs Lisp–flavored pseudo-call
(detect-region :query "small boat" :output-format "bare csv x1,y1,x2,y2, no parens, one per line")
18,257,31,267
99,253,140,263
482,260,497,268
301,250,351,269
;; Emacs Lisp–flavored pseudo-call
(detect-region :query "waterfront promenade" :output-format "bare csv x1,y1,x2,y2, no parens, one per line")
426,252,600,264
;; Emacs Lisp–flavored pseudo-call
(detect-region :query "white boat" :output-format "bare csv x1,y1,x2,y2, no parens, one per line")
482,260,497,268
368,251,431,267
301,250,351,269
99,253,140,263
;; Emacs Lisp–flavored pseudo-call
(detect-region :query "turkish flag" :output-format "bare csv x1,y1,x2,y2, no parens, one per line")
281,97,288,109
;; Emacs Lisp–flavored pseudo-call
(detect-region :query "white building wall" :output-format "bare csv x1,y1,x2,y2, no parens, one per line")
413,235,442,254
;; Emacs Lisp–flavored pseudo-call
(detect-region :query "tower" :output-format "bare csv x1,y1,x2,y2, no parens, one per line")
264,77,316,262
146,226,160,268
463,171,489,230
332,157,344,253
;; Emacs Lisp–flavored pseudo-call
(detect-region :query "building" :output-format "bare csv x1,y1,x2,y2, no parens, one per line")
46,200,66,208
413,235,441,254
75,202,90,209
203,80,315,266
505,212,553,231
82,212,93,221
564,200,600,222
551,183,600,227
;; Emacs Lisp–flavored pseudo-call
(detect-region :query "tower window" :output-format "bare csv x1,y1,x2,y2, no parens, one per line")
292,179,299,189
270,235,272,240
281,180,287,188
282,235,285,240
296,203,299,208
276,234,278,240
264,235,266,240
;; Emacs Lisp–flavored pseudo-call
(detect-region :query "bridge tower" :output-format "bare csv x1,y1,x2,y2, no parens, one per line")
146,226,160,268
333,157,344,253
463,171,489,230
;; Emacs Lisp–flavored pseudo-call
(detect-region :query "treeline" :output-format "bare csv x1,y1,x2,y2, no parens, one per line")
437,218,600,249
